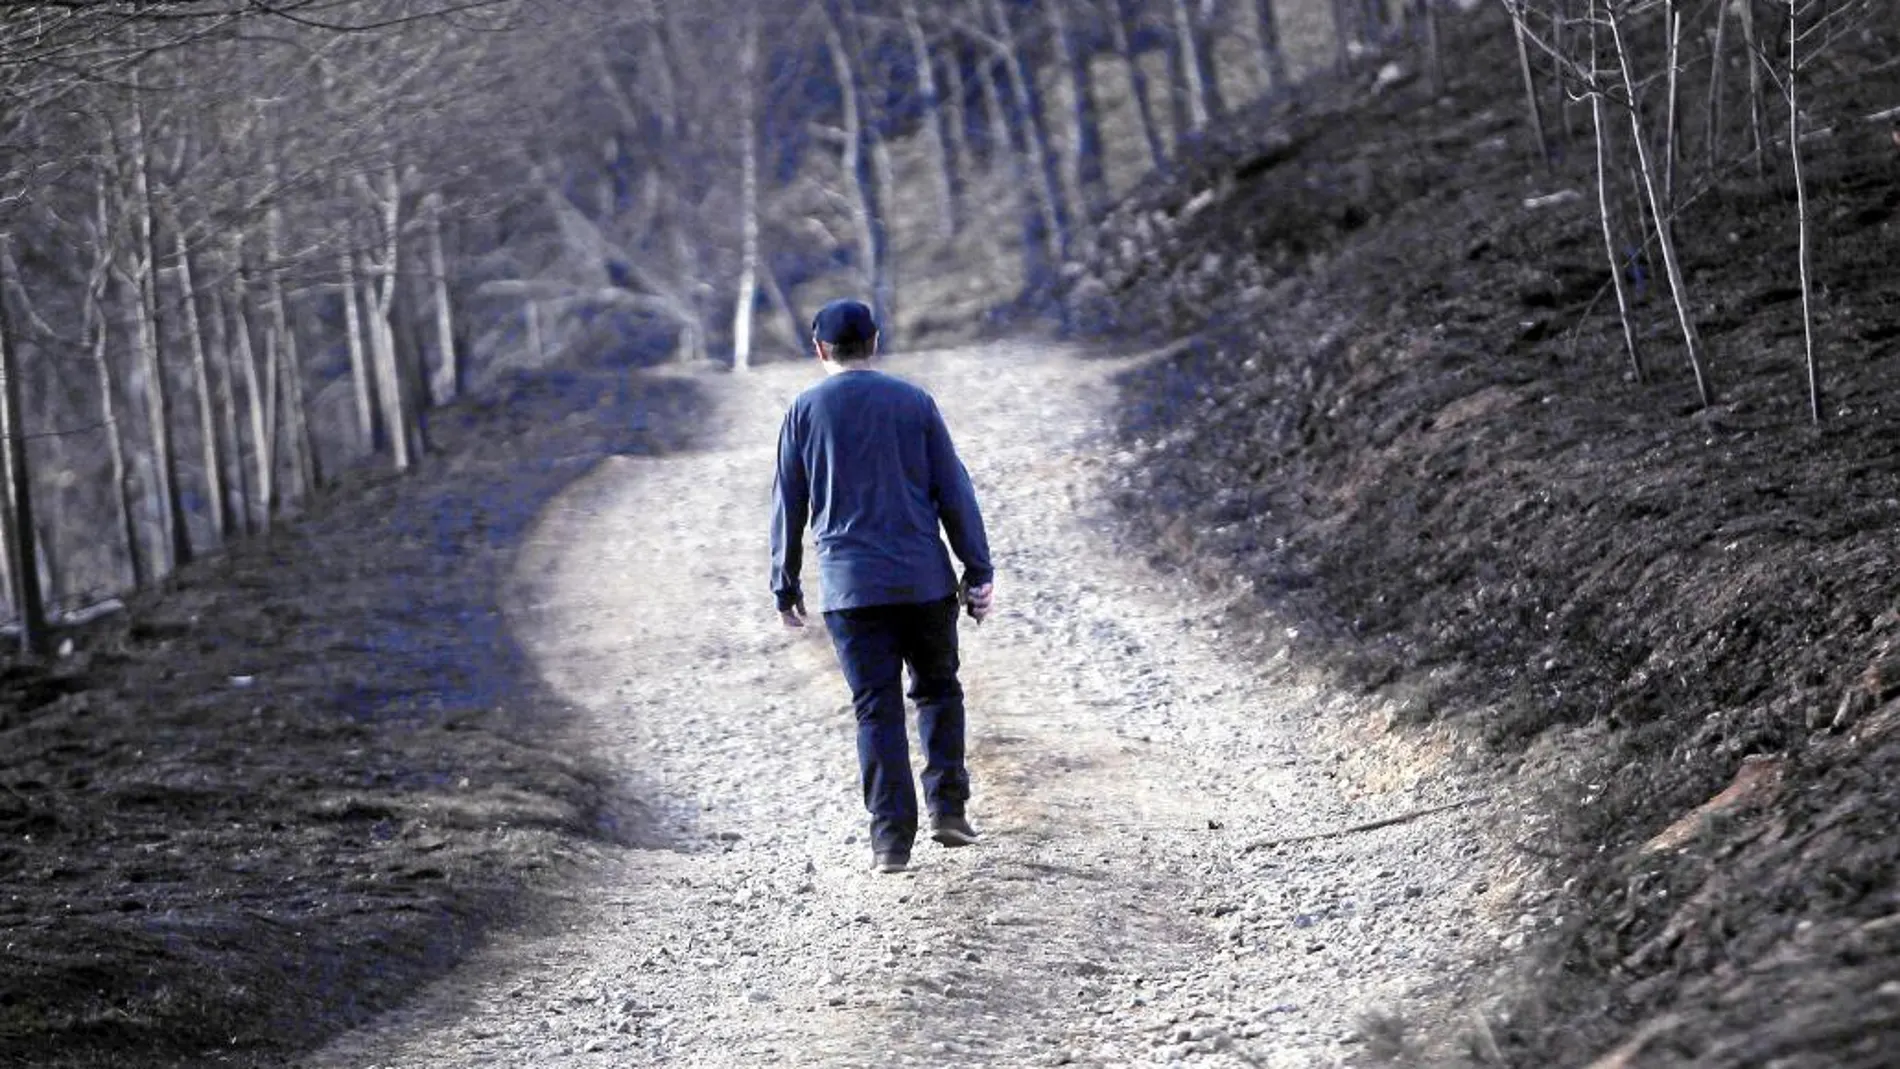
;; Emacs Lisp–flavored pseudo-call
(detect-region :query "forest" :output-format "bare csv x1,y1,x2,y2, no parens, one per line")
0,0,1363,652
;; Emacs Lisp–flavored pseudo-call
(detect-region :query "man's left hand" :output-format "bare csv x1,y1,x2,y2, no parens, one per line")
779,597,807,629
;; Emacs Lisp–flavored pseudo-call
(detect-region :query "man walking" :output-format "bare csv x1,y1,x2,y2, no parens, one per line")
770,299,995,874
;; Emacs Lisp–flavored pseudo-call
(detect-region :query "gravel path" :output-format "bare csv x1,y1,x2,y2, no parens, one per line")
308,342,1512,1068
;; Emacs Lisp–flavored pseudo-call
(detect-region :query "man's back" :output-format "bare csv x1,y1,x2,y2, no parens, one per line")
771,369,989,613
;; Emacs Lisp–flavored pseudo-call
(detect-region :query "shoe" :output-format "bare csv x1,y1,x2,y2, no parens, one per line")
872,850,909,874
930,813,980,847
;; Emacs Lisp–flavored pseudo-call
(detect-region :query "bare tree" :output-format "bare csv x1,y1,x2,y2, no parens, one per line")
1109,0,1169,167
1607,0,1711,407
1506,0,1553,167
733,4,763,372
902,0,961,240
1585,0,1644,382
1047,0,1111,220
0,241,47,653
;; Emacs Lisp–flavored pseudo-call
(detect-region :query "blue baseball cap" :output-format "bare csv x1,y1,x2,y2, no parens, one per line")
811,299,878,346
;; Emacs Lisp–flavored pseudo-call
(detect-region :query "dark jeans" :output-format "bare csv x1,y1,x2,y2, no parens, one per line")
822,596,969,856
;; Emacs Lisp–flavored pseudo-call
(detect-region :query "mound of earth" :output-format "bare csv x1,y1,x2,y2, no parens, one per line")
1070,7,1900,1065
0,351,703,1067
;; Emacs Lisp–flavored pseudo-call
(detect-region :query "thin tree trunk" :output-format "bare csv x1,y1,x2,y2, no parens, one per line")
1610,2,1712,408
1418,0,1443,95
759,257,803,356
424,194,457,403
1049,0,1110,220
1553,0,1577,140
1252,0,1291,93
129,86,191,573
174,230,224,546
1664,0,1682,212
1590,0,1644,382
525,301,546,365
231,260,272,532
823,3,892,331
259,313,281,514
1706,0,1730,169
902,0,960,240
205,287,244,536
1192,0,1228,117
940,46,974,198
398,266,434,457
1508,0,1551,168
1111,0,1167,167
265,204,315,501
645,4,680,142
365,166,412,472
91,268,141,588
367,263,409,473
34,516,59,622
871,136,898,334
976,54,1013,175
1790,1,1819,423
1171,0,1211,136
988,0,1069,277
87,179,141,587
0,248,47,653
339,245,376,454
1739,0,1767,176
734,6,761,371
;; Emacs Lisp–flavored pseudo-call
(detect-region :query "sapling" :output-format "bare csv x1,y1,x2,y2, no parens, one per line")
1608,0,1712,407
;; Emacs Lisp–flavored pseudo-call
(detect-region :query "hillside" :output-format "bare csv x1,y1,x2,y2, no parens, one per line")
1072,5,1900,1064
0,355,705,1065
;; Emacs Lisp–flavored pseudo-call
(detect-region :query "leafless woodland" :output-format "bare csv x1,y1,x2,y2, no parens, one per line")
0,0,1880,653
0,0,1392,651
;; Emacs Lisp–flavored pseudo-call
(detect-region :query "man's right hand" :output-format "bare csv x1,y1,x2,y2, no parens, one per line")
779,595,807,629
964,582,994,623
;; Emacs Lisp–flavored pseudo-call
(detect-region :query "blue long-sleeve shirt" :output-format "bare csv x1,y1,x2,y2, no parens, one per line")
771,369,992,614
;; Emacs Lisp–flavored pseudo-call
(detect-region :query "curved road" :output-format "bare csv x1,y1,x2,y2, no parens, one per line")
309,342,1512,1068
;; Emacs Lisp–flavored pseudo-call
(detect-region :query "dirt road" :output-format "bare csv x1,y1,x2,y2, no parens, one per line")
308,342,1513,1068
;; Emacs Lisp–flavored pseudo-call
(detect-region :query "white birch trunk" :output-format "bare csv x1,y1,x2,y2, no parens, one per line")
0,253,45,652
339,246,375,455
424,193,457,403
128,85,190,572
230,265,273,533
367,167,411,472
1172,0,1211,134
174,229,224,544
265,201,314,502
88,245,141,586
206,287,246,535
733,8,761,371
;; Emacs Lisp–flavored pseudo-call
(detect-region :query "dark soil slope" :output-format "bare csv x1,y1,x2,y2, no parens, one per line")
1077,8,1900,1066
0,354,702,1067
